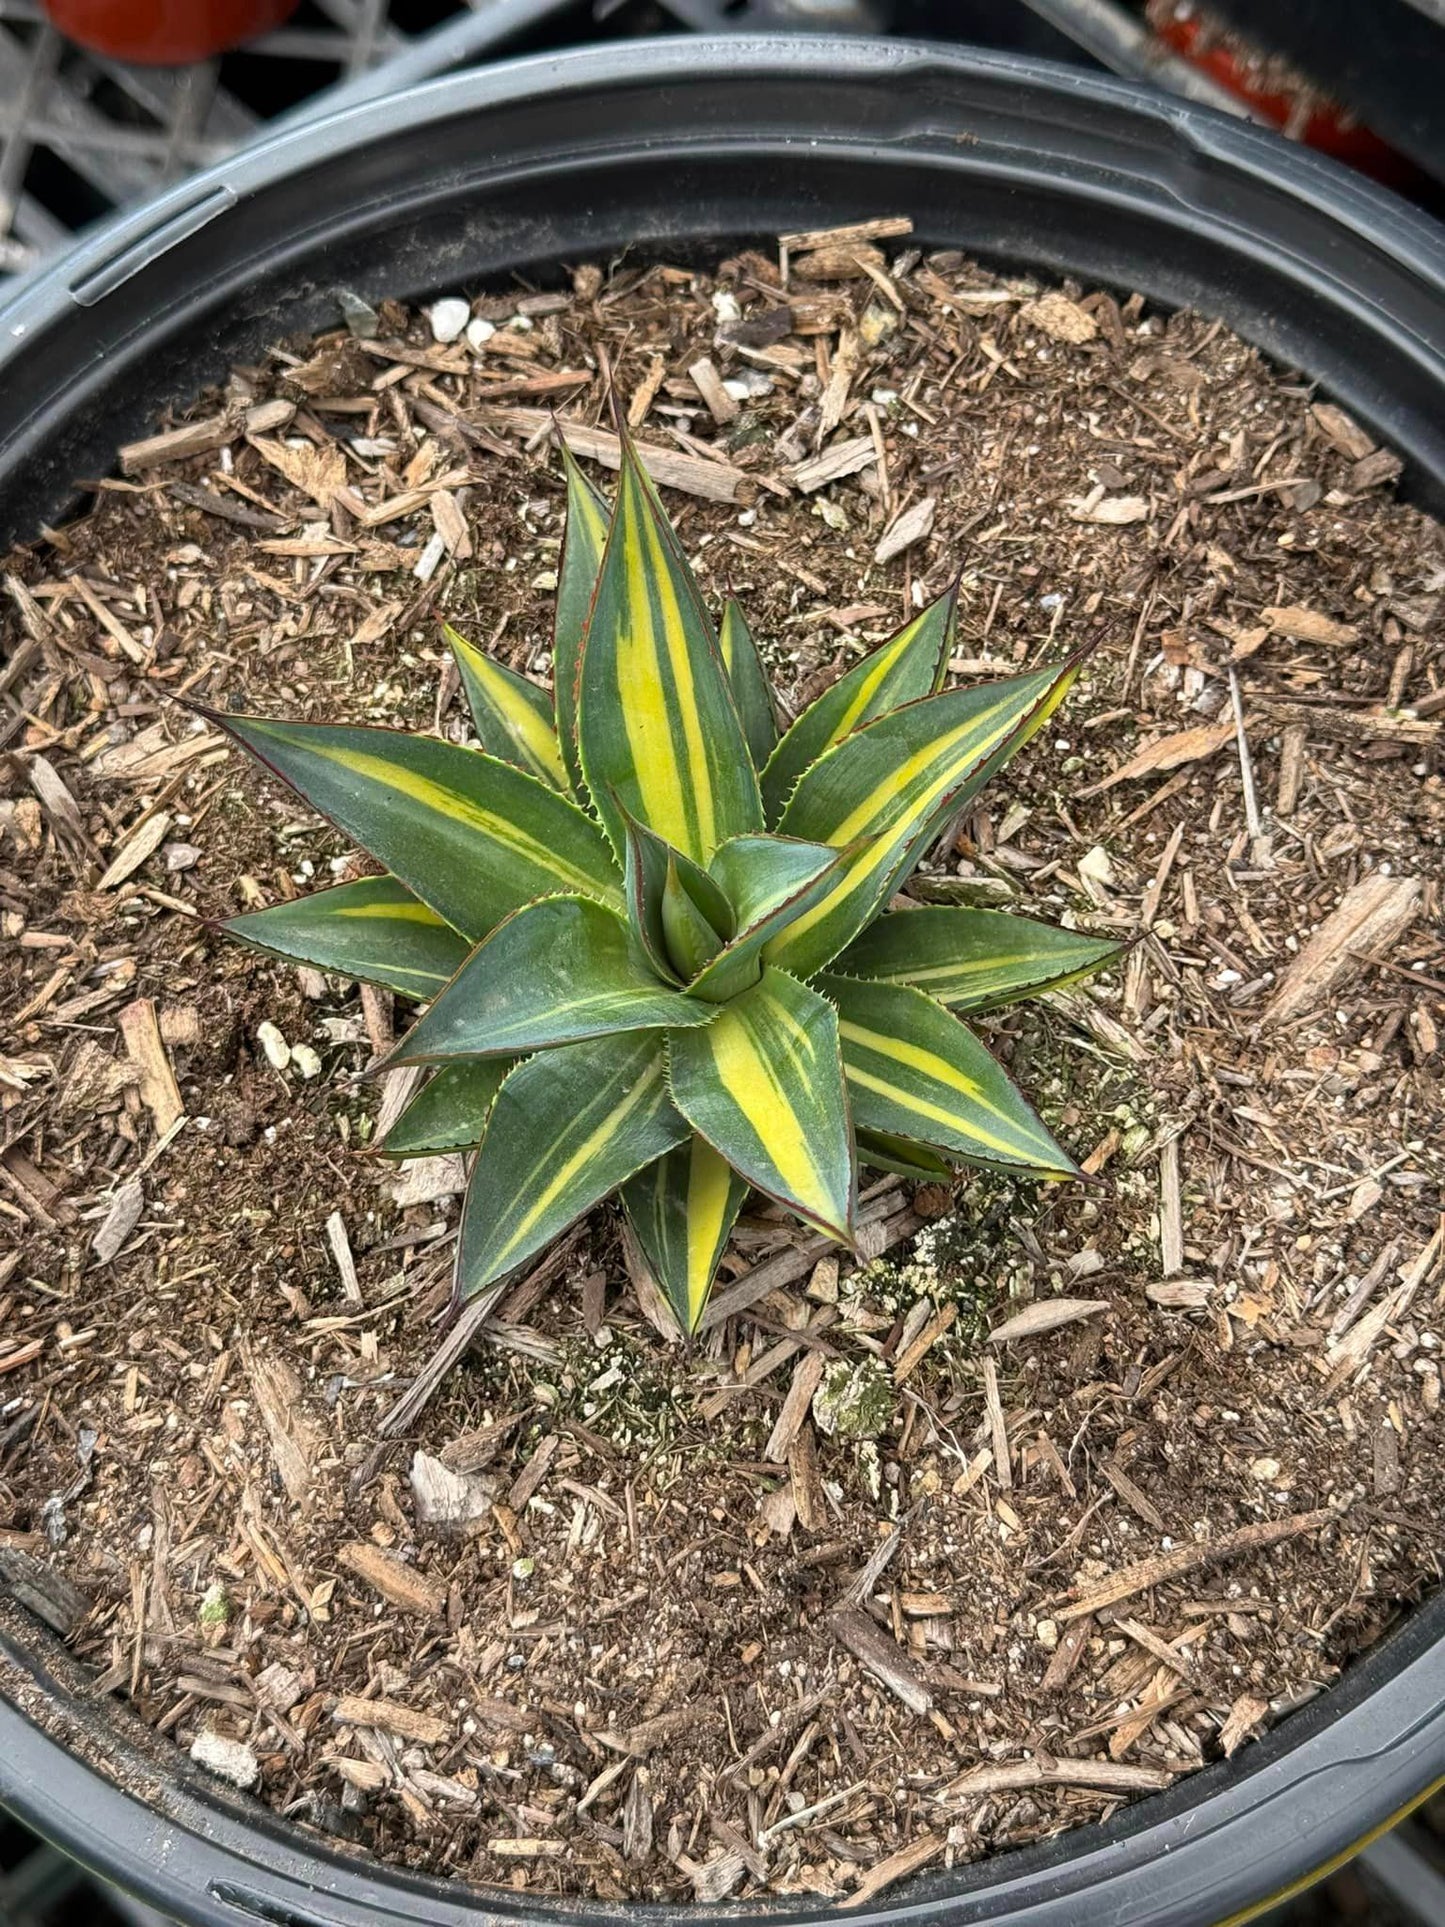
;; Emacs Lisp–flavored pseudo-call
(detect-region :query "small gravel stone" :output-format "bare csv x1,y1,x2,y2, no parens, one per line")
335,288,379,338
190,1730,260,1789
291,1042,322,1080
255,1021,290,1071
466,315,496,352
429,297,470,344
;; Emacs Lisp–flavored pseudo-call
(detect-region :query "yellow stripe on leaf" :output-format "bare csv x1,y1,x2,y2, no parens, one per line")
719,598,779,772
667,966,854,1241
223,874,469,999
821,974,1077,1178
457,1033,687,1301
767,658,1080,978
759,585,955,823
834,906,1120,1013
622,1135,747,1334
552,445,610,793
445,624,567,790
216,713,621,942
826,689,1023,845
577,433,761,866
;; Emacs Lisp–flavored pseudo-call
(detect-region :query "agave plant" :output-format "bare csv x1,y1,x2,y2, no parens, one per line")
214,428,1117,1335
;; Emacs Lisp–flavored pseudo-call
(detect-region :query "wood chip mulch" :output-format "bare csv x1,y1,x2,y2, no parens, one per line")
0,219,1442,1904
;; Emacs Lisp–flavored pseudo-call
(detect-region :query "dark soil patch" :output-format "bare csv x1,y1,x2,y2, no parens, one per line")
1,228,1442,1905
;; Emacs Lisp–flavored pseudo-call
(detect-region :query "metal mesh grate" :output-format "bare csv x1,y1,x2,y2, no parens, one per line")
0,0,759,277
0,0,433,274
0,0,884,278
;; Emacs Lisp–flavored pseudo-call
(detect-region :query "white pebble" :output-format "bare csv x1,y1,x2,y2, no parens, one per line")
255,1021,291,1071
428,297,470,344
291,1043,322,1081
190,1730,260,1789
412,531,447,582
465,315,496,352
725,368,773,400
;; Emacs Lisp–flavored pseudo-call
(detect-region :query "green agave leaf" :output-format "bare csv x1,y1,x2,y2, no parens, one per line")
623,811,733,985
819,973,1078,1178
667,966,854,1242
379,1058,510,1158
661,855,725,979
553,444,611,794
686,832,852,1004
720,597,778,773
457,1031,687,1300
212,713,622,942
386,895,714,1064
577,432,761,864
836,906,1121,1013
855,1127,955,1181
222,875,468,1000
767,657,1080,980
707,832,838,922
444,622,567,791
621,1134,748,1335
759,585,955,823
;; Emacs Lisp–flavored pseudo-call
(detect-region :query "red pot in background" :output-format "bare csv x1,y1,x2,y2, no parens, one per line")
43,0,299,64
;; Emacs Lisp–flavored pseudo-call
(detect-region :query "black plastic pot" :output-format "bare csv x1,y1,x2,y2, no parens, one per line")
1,34,1444,1927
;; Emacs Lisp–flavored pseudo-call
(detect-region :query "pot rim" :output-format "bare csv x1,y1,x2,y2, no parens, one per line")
1,33,1445,542
2,31,1445,324
4,1590,1445,1927
0,35,1443,1925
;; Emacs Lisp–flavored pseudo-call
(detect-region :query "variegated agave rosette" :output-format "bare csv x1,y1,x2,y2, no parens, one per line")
214,428,1118,1336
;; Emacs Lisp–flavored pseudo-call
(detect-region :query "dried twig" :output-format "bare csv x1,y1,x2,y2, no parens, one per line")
118,999,183,1136
982,1356,1011,1491
1057,1508,1337,1621
325,1211,362,1304
841,1833,944,1907
765,1352,825,1464
828,1606,932,1715
482,408,753,504
332,1692,448,1745
939,1756,1174,1801
1159,1137,1184,1279
1266,875,1422,1024
1228,665,1270,866
836,1523,904,1611
988,1299,1105,1345
338,1543,446,1617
